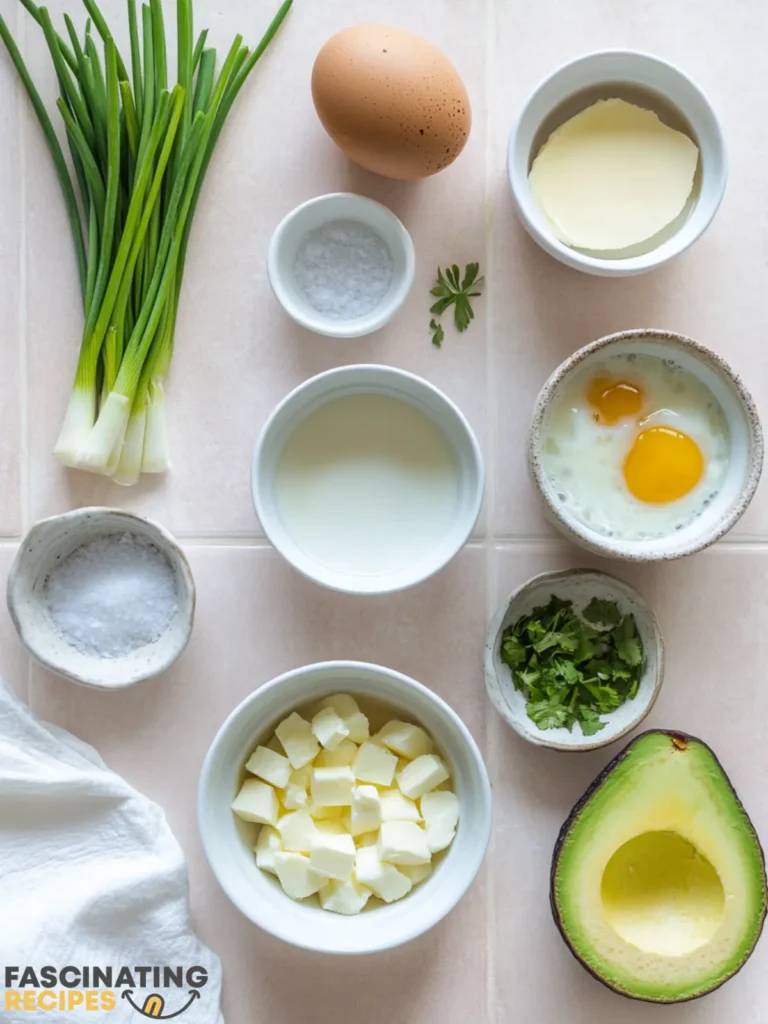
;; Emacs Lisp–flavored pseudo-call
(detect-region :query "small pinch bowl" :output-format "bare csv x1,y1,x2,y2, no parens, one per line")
485,569,664,752
528,329,763,561
198,660,492,954
267,192,416,338
508,50,727,276
7,507,195,689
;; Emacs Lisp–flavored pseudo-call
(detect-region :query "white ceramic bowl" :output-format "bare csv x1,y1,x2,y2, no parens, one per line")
198,660,492,954
508,50,727,276
529,330,763,560
267,192,416,337
7,507,195,689
252,364,484,594
485,570,664,751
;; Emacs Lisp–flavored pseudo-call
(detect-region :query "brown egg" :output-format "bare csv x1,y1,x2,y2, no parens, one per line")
311,24,471,180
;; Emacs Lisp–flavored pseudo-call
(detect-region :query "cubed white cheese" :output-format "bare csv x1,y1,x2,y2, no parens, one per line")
378,821,431,865
350,784,382,836
289,764,313,787
315,818,348,835
277,809,317,853
319,693,369,744
273,851,325,900
380,789,421,822
282,782,309,811
254,825,283,874
316,738,358,767
421,791,460,852
319,878,372,915
353,742,398,787
309,803,345,821
354,846,412,903
400,862,433,885
275,712,320,769
311,707,350,751
397,755,449,800
309,832,356,880
376,720,434,760
311,766,356,807
231,778,279,826
245,745,292,789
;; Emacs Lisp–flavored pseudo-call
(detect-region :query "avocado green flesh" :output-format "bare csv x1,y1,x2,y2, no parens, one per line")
553,731,767,1002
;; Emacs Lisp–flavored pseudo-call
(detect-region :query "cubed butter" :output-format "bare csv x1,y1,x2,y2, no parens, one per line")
400,862,433,885
254,825,283,874
355,830,379,848
353,742,398,787
245,745,292,789
277,809,317,853
316,738,358,767
354,846,412,903
397,755,449,800
282,782,309,811
275,712,320,769
311,707,350,751
289,765,313,788
311,766,356,807
320,693,369,744
376,720,434,760
231,778,279,826
380,789,421,822
273,851,325,900
319,878,372,915
350,784,382,837
378,821,431,865
309,832,356,880
421,791,460,852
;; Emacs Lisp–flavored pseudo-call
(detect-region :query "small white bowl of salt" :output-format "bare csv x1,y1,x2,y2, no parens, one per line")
267,192,415,338
7,508,195,689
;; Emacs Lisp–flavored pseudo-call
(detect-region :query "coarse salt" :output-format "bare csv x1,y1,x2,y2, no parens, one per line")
45,533,178,658
293,220,394,320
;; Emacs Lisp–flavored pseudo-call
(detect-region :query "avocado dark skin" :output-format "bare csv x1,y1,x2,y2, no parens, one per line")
550,729,768,1003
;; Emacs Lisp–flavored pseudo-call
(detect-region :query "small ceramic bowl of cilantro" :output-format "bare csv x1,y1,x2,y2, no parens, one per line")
484,569,664,751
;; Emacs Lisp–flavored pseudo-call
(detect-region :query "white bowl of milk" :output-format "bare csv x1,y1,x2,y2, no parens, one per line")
252,366,483,594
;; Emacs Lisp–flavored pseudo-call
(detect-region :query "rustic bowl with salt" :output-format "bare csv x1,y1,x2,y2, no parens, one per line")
7,507,195,689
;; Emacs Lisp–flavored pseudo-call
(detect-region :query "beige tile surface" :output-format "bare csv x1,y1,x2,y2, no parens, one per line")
1,0,767,1021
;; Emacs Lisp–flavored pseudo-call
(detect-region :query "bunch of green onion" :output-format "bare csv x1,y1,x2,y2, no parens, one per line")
0,0,291,484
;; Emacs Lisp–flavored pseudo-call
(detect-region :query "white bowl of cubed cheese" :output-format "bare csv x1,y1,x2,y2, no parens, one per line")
198,661,491,954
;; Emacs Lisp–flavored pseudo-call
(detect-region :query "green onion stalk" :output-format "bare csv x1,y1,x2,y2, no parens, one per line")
0,0,292,483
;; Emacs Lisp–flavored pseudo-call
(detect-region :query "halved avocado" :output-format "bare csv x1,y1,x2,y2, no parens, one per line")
551,730,767,1002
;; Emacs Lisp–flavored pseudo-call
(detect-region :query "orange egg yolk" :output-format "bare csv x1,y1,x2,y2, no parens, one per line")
587,377,644,424
623,426,704,503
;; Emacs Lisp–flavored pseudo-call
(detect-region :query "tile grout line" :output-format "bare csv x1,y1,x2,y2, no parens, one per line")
483,0,498,1018
15,4,32,708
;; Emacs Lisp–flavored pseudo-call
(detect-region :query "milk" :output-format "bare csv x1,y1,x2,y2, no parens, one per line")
274,393,460,576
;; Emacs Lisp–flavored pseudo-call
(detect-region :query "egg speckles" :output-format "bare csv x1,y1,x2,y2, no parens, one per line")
540,354,730,540
311,25,471,180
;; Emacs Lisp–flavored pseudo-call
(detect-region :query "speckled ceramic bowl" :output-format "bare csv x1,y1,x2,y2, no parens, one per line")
528,330,763,560
485,569,664,751
7,507,195,689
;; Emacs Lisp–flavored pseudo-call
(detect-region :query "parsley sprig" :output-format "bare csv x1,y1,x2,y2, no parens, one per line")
429,263,484,347
500,595,644,736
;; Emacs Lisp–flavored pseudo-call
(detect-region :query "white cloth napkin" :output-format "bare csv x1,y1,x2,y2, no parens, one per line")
0,680,224,1024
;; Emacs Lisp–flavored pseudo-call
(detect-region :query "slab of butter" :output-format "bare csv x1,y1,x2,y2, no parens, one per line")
528,98,699,251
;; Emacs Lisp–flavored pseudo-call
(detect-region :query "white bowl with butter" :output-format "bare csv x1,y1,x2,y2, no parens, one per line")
508,51,727,275
198,661,492,954
252,365,483,595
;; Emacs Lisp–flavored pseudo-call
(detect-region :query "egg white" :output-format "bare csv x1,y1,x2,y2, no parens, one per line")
540,353,730,540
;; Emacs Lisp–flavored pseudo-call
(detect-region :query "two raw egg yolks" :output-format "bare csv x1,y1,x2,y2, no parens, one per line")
586,376,704,504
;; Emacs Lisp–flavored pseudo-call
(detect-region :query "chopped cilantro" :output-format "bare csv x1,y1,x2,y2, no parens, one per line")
499,594,645,737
